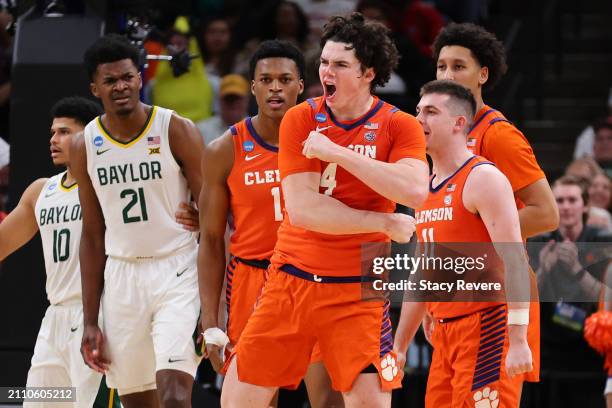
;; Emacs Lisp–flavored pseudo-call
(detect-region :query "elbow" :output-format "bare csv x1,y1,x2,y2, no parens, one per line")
543,204,560,232
399,181,428,209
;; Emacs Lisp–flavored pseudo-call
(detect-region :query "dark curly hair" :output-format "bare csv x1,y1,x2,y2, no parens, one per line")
433,23,508,90
83,34,140,81
321,12,398,92
50,96,103,126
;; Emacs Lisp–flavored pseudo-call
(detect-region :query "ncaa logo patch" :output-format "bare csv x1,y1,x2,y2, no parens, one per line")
444,194,452,206
93,135,104,147
364,131,376,142
315,113,327,123
48,181,57,191
243,140,255,152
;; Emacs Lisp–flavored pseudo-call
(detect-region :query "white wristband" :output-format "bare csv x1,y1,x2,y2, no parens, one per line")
203,327,230,348
507,309,529,325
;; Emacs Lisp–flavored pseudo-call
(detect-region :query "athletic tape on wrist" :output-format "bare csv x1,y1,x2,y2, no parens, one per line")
507,309,530,325
203,328,230,347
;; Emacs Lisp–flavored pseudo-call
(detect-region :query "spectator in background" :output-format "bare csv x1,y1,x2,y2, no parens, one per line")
236,1,320,81
565,157,603,181
529,175,610,407
198,15,238,112
590,172,611,211
397,0,445,58
594,121,612,178
564,158,612,231
197,74,249,145
574,88,612,159
356,0,433,106
149,16,214,122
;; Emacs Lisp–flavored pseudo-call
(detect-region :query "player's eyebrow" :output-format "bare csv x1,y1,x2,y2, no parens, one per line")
416,104,440,113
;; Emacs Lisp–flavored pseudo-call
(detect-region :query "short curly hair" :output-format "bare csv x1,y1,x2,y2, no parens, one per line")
50,96,102,126
433,23,508,90
83,34,140,81
320,12,398,92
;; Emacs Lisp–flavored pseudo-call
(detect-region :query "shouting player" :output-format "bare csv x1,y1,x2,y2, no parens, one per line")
221,13,428,408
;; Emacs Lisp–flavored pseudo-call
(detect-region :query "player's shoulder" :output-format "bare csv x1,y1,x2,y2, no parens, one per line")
467,158,510,189
23,177,51,206
203,128,234,174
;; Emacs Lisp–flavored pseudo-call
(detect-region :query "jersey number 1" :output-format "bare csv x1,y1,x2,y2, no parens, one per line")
271,187,283,221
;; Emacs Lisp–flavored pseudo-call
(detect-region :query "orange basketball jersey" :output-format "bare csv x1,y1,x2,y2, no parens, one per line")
467,105,545,210
415,155,503,319
227,117,283,260
272,96,426,276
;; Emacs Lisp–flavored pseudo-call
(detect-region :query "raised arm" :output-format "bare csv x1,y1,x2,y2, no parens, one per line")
197,131,233,372
70,132,108,373
0,178,46,261
301,111,429,208
169,114,205,201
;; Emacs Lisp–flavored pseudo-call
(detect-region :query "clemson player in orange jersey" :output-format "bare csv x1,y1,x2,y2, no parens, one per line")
197,40,343,407
433,23,558,238
394,80,536,407
221,13,429,408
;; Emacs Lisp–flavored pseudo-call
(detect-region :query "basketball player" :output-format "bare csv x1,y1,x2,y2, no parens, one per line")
433,23,558,238
0,96,118,407
221,13,428,408
72,34,204,408
198,40,342,407
394,80,536,407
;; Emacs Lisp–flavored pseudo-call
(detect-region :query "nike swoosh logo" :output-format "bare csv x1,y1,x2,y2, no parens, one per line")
70,327,78,332
315,125,332,133
176,268,188,277
45,192,57,198
245,154,261,161
96,148,111,156
168,357,185,363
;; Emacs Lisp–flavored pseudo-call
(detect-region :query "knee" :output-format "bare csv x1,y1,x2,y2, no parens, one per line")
158,390,190,408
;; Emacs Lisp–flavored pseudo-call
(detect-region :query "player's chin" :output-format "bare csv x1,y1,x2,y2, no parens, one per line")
51,157,67,167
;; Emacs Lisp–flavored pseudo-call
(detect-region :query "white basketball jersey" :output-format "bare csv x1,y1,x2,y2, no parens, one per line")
34,172,82,305
83,106,196,258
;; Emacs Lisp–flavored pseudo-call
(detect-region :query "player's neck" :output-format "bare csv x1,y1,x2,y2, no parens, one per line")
102,103,150,142
559,222,583,242
330,93,373,122
251,114,280,146
63,168,77,187
474,90,486,114
431,146,473,181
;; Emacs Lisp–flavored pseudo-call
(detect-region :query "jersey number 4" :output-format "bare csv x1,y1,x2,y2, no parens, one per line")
320,163,337,195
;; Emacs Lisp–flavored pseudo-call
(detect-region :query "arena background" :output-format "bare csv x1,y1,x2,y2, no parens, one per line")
0,0,610,406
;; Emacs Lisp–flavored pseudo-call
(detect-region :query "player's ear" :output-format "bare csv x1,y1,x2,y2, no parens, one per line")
479,66,489,86
138,71,142,91
298,79,304,95
90,82,99,98
251,80,256,96
363,67,375,83
456,115,468,131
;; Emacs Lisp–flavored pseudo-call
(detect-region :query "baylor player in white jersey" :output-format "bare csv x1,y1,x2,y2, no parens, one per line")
73,35,204,408
0,97,120,407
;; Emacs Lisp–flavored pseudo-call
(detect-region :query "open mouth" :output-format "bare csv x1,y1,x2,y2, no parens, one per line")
325,84,336,98
267,97,285,109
